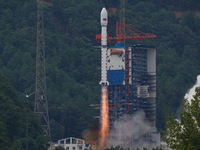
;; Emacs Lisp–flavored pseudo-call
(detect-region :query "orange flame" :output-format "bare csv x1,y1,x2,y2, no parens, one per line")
99,86,109,149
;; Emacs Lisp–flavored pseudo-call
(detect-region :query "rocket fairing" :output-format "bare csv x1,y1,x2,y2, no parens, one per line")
100,8,108,27
100,7,109,86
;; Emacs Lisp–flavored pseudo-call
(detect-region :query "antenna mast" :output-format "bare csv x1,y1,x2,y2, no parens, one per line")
34,0,51,138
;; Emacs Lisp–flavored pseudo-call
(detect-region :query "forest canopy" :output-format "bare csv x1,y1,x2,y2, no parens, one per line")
0,0,200,144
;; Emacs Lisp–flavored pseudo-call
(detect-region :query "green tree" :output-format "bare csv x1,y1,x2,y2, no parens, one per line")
1,0,200,142
165,87,200,149
0,74,49,150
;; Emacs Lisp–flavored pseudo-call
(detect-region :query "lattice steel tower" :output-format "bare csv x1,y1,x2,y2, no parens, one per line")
34,0,51,138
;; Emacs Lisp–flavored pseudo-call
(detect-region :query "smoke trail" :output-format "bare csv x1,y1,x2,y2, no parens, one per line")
82,126,99,150
184,75,200,104
106,111,158,149
99,86,109,149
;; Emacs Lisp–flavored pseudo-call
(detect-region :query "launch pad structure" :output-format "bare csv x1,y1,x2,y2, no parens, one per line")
107,44,156,128
97,6,160,146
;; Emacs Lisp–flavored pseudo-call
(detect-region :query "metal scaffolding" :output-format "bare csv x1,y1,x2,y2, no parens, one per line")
132,45,156,126
34,1,51,138
107,45,156,127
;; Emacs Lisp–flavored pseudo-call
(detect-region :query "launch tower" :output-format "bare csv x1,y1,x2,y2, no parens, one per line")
96,22,156,127
96,6,159,146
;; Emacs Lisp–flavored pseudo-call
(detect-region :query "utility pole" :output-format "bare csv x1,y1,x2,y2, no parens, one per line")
34,0,51,138
25,92,34,150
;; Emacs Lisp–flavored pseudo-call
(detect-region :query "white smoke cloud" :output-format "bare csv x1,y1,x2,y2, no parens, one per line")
106,111,159,149
184,75,200,104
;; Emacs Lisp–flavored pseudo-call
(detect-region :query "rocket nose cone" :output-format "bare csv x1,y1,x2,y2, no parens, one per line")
101,7,108,26
101,7,107,15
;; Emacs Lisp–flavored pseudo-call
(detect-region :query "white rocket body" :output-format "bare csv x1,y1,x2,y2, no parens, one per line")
99,8,109,85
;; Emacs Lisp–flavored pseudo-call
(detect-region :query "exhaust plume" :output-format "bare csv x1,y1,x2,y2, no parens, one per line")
106,111,157,149
99,86,109,149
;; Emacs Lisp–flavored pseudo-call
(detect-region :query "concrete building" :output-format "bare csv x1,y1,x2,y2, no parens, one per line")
54,137,90,150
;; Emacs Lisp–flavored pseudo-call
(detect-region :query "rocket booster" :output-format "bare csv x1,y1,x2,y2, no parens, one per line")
99,8,109,86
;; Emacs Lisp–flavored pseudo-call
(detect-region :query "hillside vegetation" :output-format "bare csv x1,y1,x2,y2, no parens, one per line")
0,0,200,144
0,74,49,150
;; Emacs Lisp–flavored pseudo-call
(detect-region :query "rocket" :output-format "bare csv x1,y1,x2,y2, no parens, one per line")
99,7,109,86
